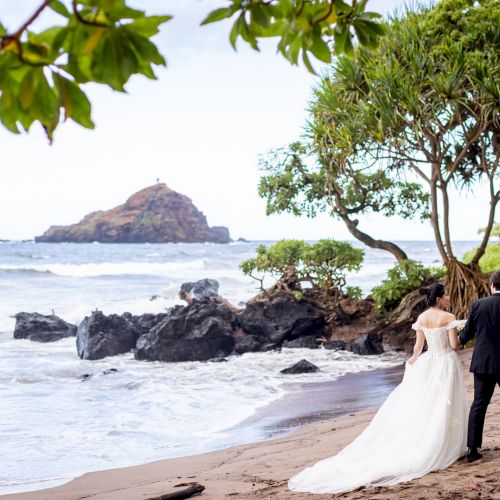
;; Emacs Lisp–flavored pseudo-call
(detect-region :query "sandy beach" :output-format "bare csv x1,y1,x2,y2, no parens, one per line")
4,348,499,500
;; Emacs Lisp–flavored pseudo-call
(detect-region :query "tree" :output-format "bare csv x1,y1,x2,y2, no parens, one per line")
258,141,430,262
0,0,386,140
240,238,364,299
300,0,500,316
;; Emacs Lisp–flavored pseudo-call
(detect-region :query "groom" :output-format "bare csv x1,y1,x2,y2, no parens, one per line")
460,270,500,463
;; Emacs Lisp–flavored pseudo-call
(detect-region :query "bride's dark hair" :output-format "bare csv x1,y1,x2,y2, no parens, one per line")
419,282,445,307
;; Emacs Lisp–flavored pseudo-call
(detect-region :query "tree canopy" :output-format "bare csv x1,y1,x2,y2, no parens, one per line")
259,0,500,314
0,0,385,140
240,238,364,298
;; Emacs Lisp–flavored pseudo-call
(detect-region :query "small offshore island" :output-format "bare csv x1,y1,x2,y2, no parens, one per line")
35,184,231,244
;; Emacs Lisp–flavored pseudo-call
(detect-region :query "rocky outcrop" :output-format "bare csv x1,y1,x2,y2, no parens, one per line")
280,359,320,374
180,279,220,300
35,184,231,244
77,311,143,360
350,331,384,355
237,296,327,350
376,289,427,351
13,312,77,342
135,298,236,362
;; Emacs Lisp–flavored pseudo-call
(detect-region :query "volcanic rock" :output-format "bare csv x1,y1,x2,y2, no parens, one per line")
77,311,142,360
350,331,384,355
135,298,236,362
180,279,220,300
13,312,77,342
238,296,327,348
280,359,320,374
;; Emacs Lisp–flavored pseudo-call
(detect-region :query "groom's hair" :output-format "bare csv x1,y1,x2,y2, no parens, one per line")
490,271,500,290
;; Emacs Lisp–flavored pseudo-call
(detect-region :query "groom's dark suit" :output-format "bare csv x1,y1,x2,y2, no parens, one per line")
460,291,500,449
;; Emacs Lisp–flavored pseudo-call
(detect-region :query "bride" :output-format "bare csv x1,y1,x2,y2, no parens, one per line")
288,282,468,494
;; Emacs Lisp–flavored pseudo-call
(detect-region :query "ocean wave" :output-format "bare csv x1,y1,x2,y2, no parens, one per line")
0,260,209,278
0,268,55,277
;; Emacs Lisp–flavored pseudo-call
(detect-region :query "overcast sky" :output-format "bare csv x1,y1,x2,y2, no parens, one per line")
0,0,487,241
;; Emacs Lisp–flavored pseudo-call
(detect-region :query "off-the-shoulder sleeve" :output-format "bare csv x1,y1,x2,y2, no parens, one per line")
411,322,423,331
446,319,466,331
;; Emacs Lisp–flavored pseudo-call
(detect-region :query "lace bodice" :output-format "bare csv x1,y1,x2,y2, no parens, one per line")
411,320,465,356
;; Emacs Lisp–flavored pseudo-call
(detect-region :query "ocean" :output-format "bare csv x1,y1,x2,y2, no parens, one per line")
0,240,478,494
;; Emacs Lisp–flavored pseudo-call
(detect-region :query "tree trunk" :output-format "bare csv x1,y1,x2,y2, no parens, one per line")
429,170,449,264
446,259,489,318
338,213,409,263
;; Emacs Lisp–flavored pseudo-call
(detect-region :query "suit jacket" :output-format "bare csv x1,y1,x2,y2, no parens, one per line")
460,293,500,374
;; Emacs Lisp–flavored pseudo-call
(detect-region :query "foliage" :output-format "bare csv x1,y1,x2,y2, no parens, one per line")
463,244,500,273
478,223,500,239
308,0,500,268
301,0,500,316
0,0,387,140
371,260,446,312
240,238,364,297
258,141,430,262
201,0,386,71
0,0,170,140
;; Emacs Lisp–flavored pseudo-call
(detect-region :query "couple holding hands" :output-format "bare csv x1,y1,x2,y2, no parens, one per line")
289,271,500,494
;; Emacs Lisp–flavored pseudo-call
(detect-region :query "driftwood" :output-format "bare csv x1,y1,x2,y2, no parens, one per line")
146,482,205,500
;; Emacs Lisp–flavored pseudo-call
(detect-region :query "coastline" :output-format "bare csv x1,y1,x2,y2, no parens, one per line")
5,349,499,500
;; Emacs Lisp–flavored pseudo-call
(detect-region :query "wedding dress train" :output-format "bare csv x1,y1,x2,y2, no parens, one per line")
288,320,468,494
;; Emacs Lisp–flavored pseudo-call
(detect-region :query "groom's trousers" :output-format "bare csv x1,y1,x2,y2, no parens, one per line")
468,373,500,448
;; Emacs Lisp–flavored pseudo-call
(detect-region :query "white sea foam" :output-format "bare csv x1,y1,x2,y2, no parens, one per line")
0,260,209,278
0,332,404,495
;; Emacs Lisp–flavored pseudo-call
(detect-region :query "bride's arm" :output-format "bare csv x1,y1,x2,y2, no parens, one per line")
408,330,425,364
448,328,461,349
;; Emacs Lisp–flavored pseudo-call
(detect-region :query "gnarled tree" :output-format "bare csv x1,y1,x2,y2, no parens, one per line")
307,0,500,316
259,141,430,262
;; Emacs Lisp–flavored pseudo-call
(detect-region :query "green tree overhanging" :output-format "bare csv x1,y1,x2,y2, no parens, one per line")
0,0,386,140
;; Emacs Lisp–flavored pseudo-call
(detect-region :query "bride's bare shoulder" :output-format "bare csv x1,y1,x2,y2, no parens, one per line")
443,311,456,322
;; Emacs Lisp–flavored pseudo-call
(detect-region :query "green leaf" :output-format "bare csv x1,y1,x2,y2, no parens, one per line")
33,73,57,122
201,7,236,26
229,16,243,50
251,5,271,28
334,25,348,54
311,35,332,63
125,15,172,37
302,50,316,74
53,73,94,128
19,68,41,110
49,0,71,18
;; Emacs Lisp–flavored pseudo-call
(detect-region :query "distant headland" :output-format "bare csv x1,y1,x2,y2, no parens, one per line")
35,184,231,244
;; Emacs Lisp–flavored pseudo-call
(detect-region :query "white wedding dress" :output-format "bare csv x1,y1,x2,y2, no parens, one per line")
288,320,468,494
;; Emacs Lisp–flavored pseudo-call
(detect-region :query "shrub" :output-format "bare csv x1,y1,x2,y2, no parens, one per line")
462,244,500,273
371,259,445,311
240,239,364,297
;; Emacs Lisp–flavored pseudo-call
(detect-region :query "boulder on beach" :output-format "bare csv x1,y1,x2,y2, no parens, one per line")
77,311,143,360
135,298,236,362
280,359,320,374
180,278,220,300
238,296,327,349
13,312,77,342
350,331,384,355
